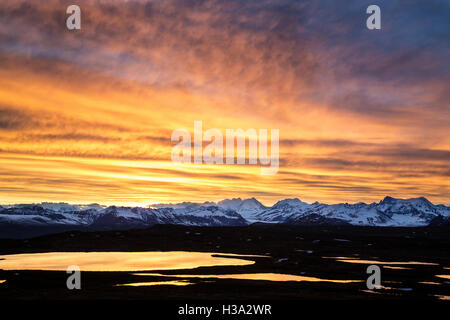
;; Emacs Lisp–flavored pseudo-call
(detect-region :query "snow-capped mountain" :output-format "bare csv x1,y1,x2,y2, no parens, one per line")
259,196,450,227
0,204,246,228
0,196,449,238
217,198,266,221
254,198,310,222
154,198,266,221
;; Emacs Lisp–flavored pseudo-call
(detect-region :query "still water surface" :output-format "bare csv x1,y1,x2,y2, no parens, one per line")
0,251,257,271
125,272,362,285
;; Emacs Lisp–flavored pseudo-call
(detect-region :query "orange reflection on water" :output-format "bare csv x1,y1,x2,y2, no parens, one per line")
133,273,362,283
333,258,438,266
0,252,256,271
383,266,413,270
418,281,441,285
116,280,192,287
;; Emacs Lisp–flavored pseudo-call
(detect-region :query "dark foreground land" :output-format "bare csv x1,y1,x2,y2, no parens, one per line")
0,224,449,301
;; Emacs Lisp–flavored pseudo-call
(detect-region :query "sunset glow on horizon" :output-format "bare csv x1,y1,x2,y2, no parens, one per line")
0,0,449,206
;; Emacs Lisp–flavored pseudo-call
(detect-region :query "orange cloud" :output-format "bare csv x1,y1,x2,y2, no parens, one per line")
0,0,448,205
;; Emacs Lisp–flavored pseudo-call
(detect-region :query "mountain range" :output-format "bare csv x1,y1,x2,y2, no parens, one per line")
1,196,449,238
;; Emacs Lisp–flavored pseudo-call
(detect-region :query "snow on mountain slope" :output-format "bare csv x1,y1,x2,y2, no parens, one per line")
0,197,449,235
38,202,105,212
217,198,266,221
154,198,266,221
0,203,248,231
151,201,215,210
280,197,450,226
254,198,310,222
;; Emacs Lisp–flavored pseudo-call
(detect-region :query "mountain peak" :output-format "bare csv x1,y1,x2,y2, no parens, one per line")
273,198,307,207
414,196,431,204
218,198,264,210
381,196,396,203
380,196,432,206
240,198,265,209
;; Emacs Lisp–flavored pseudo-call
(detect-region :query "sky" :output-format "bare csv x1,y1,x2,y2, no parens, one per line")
0,0,449,206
